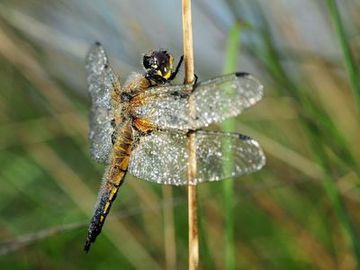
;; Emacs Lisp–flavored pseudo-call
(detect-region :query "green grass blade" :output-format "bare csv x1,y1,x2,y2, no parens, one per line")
251,2,360,265
311,136,360,268
326,0,360,110
222,22,242,270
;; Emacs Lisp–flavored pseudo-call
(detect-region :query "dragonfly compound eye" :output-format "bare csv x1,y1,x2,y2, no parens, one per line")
143,50,174,80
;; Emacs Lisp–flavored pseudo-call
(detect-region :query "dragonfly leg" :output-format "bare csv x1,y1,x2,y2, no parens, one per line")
169,55,184,81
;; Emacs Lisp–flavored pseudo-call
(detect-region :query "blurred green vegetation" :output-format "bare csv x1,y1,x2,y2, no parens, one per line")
1,1,360,269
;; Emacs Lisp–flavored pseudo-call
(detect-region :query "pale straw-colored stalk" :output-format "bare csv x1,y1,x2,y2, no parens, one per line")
182,0,199,269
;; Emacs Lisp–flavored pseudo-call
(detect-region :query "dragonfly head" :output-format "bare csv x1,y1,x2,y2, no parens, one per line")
143,50,174,83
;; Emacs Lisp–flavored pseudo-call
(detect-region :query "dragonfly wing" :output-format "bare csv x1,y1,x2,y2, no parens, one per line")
128,131,188,185
133,84,192,130
194,131,266,184
128,131,265,185
193,73,263,128
86,42,118,163
134,73,263,130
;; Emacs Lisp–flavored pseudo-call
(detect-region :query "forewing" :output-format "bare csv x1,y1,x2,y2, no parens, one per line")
193,73,263,128
86,42,119,163
128,131,265,185
133,73,263,130
133,84,192,130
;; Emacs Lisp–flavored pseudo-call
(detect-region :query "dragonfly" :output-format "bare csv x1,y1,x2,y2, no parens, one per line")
84,42,266,252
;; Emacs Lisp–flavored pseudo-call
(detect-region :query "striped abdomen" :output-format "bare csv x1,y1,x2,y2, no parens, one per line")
84,124,133,252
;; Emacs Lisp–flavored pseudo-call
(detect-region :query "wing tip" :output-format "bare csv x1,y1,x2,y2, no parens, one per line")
88,41,106,58
251,140,267,171
239,134,267,171
86,41,106,69
236,71,264,102
257,148,267,170
88,41,103,53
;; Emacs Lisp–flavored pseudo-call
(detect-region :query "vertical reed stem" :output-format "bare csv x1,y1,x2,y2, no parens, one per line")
182,0,199,269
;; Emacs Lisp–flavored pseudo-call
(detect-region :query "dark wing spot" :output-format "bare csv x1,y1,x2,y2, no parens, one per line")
239,134,251,140
235,72,250,77
170,91,189,99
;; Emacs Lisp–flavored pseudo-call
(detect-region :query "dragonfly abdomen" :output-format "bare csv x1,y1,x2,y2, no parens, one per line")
84,124,133,252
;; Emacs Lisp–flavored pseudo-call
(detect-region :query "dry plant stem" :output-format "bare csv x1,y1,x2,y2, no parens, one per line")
182,0,199,269
0,222,84,256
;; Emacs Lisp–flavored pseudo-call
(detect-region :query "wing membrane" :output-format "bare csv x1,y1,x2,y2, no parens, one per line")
128,131,265,185
86,42,119,163
134,73,263,130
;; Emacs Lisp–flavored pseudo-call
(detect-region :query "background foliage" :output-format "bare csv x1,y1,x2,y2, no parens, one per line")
0,0,360,269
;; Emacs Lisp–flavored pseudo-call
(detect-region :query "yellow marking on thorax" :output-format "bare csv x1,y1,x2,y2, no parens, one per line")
163,70,171,79
169,54,174,66
163,55,174,79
